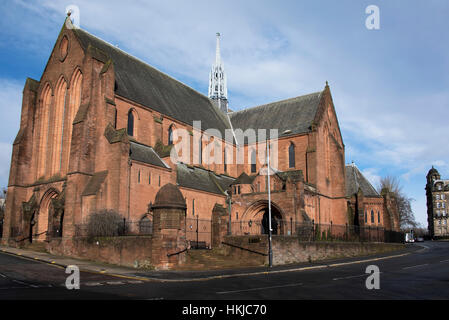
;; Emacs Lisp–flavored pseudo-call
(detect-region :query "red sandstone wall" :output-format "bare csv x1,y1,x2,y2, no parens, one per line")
222,235,404,266
181,187,226,220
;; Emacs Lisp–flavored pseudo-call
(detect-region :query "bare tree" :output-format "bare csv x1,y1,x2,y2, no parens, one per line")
378,176,417,230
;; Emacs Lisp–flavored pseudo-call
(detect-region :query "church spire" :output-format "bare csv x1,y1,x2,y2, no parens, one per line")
208,32,228,113
215,32,221,65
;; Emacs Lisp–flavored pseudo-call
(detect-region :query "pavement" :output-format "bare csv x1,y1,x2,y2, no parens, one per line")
0,242,416,282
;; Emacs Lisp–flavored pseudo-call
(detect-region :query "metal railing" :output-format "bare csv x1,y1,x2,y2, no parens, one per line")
186,217,212,249
75,219,153,238
230,220,404,243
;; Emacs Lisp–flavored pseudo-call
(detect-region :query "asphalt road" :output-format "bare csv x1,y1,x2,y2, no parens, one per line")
0,241,448,300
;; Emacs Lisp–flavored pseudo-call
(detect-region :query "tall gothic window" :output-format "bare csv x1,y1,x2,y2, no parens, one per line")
198,138,202,164
371,210,375,224
127,110,134,136
251,150,256,173
51,77,67,175
37,85,52,178
289,143,295,168
224,148,227,172
64,69,82,173
168,126,174,145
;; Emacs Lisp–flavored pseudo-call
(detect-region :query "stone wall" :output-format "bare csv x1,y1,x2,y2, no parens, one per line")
222,235,404,266
47,236,154,269
222,235,268,266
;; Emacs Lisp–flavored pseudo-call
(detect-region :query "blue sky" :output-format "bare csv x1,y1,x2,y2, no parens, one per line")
1,0,449,226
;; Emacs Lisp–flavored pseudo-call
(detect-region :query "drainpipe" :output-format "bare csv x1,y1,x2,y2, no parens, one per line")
227,192,232,235
128,158,132,221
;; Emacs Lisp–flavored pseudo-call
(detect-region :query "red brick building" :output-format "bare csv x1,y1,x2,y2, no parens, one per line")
2,17,399,246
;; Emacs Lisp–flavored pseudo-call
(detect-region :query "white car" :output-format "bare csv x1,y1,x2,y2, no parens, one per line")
405,233,415,243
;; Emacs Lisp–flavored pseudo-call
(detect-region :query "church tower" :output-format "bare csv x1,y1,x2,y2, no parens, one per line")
208,33,228,113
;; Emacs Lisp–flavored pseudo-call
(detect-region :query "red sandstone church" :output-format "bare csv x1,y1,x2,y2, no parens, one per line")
2,17,399,246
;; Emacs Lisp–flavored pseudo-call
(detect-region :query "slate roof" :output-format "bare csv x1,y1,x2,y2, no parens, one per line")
129,141,170,169
82,171,108,196
72,28,231,136
345,165,380,198
229,92,323,138
176,163,235,195
276,170,303,182
231,172,255,185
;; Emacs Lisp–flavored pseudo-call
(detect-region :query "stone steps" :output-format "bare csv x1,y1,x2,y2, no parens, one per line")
23,241,48,252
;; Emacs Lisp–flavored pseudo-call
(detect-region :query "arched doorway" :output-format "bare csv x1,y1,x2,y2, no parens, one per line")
242,200,285,235
261,207,283,235
36,189,59,241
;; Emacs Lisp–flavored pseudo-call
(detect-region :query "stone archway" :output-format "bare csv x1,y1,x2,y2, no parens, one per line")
36,189,59,241
242,200,285,235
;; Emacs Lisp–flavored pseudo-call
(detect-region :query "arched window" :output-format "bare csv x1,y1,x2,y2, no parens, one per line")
371,210,375,224
378,211,380,223
251,150,256,173
139,216,152,235
224,148,227,172
198,138,202,164
64,69,82,173
37,84,52,178
289,143,295,168
127,110,134,136
51,77,67,175
168,126,174,145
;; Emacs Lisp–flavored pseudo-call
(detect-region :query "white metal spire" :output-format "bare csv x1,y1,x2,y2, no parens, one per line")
215,32,221,65
208,33,228,112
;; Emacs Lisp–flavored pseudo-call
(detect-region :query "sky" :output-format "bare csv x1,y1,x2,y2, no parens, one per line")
1,0,448,227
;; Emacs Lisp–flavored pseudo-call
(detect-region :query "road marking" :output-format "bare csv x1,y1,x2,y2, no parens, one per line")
333,271,384,281
440,259,449,263
333,274,363,281
126,280,144,284
84,282,104,287
12,279,35,287
328,253,410,267
106,281,125,285
402,264,429,270
0,273,6,278
216,282,303,294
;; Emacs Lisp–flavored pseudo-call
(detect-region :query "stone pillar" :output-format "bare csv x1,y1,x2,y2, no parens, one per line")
150,183,187,270
211,204,228,248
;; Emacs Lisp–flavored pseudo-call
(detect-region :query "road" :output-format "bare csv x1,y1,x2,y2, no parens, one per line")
0,241,448,300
